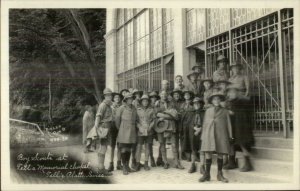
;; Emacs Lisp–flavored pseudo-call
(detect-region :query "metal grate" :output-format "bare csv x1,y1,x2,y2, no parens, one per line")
135,63,149,91
206,32,230,77
124,69,134,89
150,59,162,91
281,8,294,136
232,13,284,135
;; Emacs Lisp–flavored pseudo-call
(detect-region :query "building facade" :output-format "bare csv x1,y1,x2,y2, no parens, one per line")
105,8,294,138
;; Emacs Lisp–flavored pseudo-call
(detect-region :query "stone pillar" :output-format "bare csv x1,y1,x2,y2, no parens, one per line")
173,9,189,86
104,9,117,91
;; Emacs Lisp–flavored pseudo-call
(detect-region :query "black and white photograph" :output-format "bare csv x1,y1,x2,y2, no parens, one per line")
1,0,300,190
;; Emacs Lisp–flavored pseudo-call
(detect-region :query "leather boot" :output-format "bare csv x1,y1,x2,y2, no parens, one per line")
121,153,128,175
133,162,141,171
150,156,156,167
223,155,237,170
116,160,123,170
199,164,205,175
107,162,114,172
188,163,196,173
156,157,163,166
126,152,136,173
240,156,253,172
217,158,228,183
144,161,150,171
199,159,212,182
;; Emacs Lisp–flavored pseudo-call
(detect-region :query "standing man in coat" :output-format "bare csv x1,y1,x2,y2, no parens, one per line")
88,88,114,176
186,71,201,96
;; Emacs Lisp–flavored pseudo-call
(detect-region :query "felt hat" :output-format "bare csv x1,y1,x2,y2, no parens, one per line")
149,91,160,99
215,80,231,86
140,94,150,102
103,88,113,95
123,93,135,102
193,97,204,104
132,89,143,97
201,78,214,85
120,89,130,95
187,71,199,80
170,88,183,97
112,92,123,100
182,88,195,98
216,54,228,63
208,92,226,104
191,65,205,73
154,120,169,133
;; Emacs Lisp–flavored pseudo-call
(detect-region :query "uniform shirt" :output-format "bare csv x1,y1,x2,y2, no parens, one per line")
136,106,155,136
203,88,213,109
111,102,122,121
228,74,249,92
96,100,113,122
213,69,229,82
132,99,141,109
186,81,201,95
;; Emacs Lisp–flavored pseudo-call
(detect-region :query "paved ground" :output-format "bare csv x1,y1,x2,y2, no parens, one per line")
10,141,290,184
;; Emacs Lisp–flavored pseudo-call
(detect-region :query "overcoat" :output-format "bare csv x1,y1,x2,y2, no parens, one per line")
115,104,137,144
82,110,95,144
200,106,232,154
180,101,194,146
227,98,254,149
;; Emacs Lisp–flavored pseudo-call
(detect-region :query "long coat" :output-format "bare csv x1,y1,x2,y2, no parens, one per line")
227,98,254,150
115,104,137,144
180,101,194,150
201,106,232,154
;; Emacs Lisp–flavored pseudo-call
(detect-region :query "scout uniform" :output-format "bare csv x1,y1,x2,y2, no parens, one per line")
213,55,229,83
115,93,138,175
192,65,205,97
186,71,202,96
174,75,186,91
135,95,155,171
187,97,205,174
202,78,214,109
228,63,250,98
199,91,232,183
147,91,161,167
154,91,184,169
179,89,195,161
86,88,113,176
132,89,143,109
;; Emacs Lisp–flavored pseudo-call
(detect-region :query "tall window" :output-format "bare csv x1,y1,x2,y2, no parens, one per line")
116,8,174,91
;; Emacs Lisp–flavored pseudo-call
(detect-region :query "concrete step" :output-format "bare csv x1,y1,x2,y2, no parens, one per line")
251,146,293,162
236,157,293,176
254,137,293,149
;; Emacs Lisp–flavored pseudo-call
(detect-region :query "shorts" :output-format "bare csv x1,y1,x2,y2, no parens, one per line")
157,132,176,145
138,135,153,144
119,143,135,149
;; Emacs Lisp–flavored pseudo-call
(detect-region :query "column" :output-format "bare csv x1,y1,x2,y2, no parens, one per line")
105,9,117,91
173,9,190,86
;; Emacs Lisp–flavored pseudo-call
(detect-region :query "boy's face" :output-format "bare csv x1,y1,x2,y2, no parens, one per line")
190,75,197,82
175,77,183,85
150,97,157,104
122,91,128,97
113,95,121,103
184,92,191,100
204,81,212,89
141,99,149,107
105,94,112,101
173,92,180,101
126,98,133,105
135,94,141,99
212,96,221,106
160,92,168,101
218,62,225,69
193,102,200,110
227,89,238,100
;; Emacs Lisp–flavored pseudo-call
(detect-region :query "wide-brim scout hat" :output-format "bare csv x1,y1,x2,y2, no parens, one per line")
192,65,205,73
215,80,231,86
103,88,113,95
149,91,160,99
139,94,150,103
208,92,226,104
154,120,169,133
193,97,204,105
187,71,199,80
182,88,195,98
229,63,243,70
132,89,143,97
216,55,228,63
201,78,214,85
170,88,183,97
123,93,135,102
120,89,130,95
112,92,123,100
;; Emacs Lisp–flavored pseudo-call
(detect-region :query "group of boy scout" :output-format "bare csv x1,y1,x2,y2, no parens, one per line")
83,54,253,183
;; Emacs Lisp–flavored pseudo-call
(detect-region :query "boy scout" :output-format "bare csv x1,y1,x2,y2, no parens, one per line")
202,78,214,109
174,75,185,91
135,95,155,171
213,55,229,83
186,71,201,96
155,90,184,169
132,89,143,109
88,88,114,176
